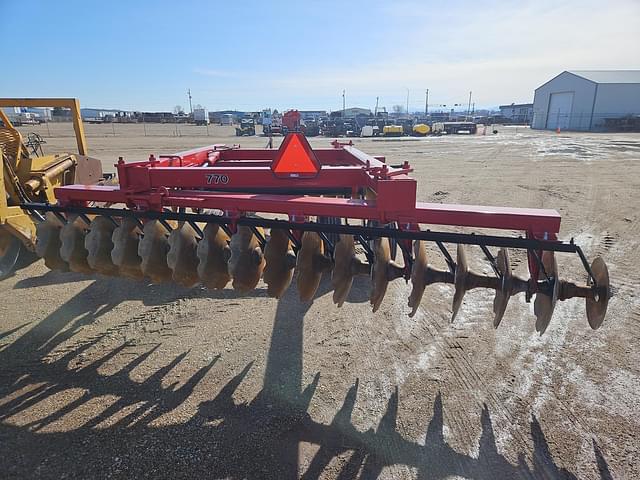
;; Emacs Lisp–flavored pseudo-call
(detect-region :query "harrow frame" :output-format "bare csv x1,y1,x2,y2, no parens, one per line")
22,133,609,329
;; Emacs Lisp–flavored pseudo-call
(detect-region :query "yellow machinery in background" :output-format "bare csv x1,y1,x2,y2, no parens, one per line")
0,98,103,278
412,123,431,136
382,125,403,137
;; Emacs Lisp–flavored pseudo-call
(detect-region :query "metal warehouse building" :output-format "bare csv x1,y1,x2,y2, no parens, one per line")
532,70,640,131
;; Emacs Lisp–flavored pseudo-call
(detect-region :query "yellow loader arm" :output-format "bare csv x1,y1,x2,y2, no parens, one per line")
0,98,102,278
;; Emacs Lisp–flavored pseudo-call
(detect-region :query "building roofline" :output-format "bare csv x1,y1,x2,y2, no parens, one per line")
534,71,594,92
498,103,533,108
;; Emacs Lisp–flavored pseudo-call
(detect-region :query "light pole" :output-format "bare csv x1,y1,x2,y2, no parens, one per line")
425,89,429,116
342,89,346,117
406,89,409,117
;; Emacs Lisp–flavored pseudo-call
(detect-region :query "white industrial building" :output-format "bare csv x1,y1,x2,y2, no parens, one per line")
532,70,640,131
499,103,533,123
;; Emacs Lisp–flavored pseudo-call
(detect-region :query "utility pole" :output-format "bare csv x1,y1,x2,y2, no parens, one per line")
406,89,410,117
467,91,472,117
187,89,193,114
374,96,379,116
425,89,429,116
342,89,346,117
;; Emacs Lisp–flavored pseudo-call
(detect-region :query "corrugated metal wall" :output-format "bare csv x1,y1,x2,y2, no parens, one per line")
532,72,596,130
532,72,640,131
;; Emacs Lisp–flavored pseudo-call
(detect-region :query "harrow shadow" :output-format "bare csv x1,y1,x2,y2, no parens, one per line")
0,274,612,479
13,269,91,289
0,322,31,341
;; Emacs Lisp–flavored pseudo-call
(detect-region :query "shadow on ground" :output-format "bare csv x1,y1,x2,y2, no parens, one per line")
0,275,609,479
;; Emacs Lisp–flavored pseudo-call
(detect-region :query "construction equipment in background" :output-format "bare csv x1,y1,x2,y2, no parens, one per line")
235,118,256,136
412,124,431,136
0,98,103,278
304,119,320,137
382,125,403,137
262,110,283,136
23,131,611,333
282,110,302,135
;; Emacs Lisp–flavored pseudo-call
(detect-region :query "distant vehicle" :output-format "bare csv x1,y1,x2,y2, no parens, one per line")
193,108,209,126
220,113,234,126
282,110,302,134
361,125,380,137
262,109,282,135
435,122,478,134
6,111,43,126
304,119,320,137
235,118,255,136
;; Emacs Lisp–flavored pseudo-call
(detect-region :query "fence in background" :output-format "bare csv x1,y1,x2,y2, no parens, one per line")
532,110,640,132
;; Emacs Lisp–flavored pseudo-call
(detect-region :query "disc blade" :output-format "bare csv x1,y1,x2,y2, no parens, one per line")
451,244,468,322
229,226,265,293
111,217,144,280
586,257,610,330
59,214,93,274
534,251,558,334
263,228,295,298
85,216,118,276
138,219,173,283
296,231,327,302
35,212,68,271
331,234,358,307
167,222,200,287
196,223,231,289
370,237,393,312
408,240,428,317
492,248,512,328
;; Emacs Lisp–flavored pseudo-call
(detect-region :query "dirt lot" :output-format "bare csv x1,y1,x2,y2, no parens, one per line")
1,123,638,479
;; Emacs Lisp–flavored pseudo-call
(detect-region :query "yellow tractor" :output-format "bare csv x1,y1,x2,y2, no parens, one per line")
0,98,103,278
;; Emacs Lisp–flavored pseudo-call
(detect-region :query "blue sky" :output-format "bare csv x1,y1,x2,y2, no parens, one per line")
1,0,638,112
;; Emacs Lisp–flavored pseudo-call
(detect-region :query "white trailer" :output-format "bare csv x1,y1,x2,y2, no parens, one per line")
193,108,209,125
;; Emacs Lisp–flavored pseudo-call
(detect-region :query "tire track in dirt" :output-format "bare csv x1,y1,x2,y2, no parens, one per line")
402,285,544,470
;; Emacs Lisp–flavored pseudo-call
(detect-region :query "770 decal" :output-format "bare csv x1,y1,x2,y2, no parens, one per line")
205,174,230,185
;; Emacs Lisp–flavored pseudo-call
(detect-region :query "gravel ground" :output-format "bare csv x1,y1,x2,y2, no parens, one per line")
0,123,638,479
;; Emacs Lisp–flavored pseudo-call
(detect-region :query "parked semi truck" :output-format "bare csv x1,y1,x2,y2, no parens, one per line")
193,108,209,126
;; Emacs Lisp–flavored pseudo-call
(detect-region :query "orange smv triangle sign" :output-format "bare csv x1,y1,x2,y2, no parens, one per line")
271,132,320,178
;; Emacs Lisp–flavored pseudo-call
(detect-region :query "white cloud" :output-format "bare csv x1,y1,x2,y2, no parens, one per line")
259,0,640,107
